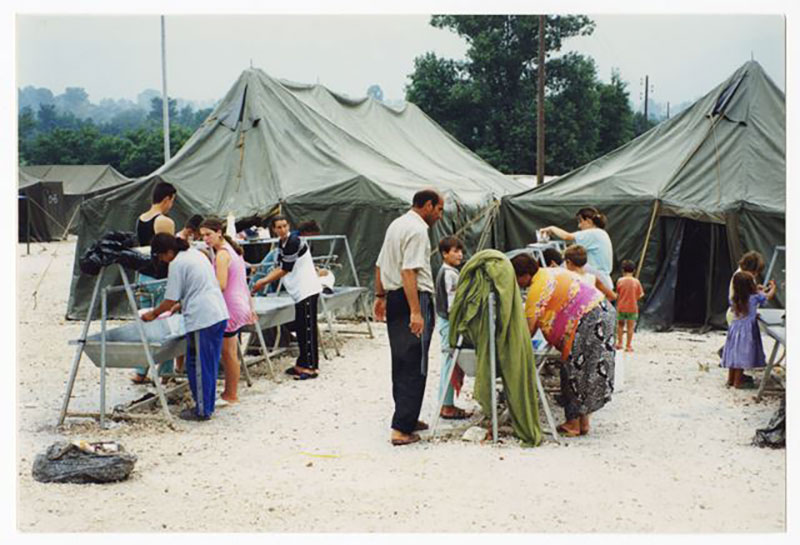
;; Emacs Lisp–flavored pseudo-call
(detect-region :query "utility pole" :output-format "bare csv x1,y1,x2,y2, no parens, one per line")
536,15,546,186
643,74,649,122
161,15,171,162
667,101,670,119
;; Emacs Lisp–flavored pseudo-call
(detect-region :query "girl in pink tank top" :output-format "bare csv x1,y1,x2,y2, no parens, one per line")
200,219,255,403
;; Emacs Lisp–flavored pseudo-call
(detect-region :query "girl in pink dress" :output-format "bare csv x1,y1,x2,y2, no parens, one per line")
200,218,256,403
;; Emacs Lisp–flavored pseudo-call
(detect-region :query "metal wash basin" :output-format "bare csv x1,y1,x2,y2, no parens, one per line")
250,295,297,329
321,286,367,312
70,314,187,368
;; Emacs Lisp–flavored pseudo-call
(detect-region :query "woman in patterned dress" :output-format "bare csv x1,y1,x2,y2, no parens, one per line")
511,253,617,437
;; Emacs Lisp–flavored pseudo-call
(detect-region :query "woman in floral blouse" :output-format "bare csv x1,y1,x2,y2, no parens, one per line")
511,253,617,437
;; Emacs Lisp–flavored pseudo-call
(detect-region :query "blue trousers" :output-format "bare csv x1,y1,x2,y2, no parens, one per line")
186,320,227,417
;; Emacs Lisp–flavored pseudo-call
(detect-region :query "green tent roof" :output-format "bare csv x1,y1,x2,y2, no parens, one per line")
138,68,523,215
67,68,525,319
505,60,785,222
497,61,785,327
19,164,132,196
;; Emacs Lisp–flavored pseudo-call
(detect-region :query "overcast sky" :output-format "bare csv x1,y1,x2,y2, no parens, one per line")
15,12,785,110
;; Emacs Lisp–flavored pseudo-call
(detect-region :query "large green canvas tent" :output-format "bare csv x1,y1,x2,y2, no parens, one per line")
18,170,68,242
66,68,525,319
19,164,132,236
497,61,785,329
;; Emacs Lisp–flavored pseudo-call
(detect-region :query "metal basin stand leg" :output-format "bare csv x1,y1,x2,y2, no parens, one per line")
489,292,498,444
237,341,253,387
118,267,174,426
58,269,105,426
253,319,274,376
344,236,373,338
100,287,108,429
359,295,374,338
318,322,330,360
321,297,341,357
534,357,562,444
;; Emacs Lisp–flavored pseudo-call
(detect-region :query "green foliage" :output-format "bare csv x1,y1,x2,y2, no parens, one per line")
18,88,207,177
148,96,179,123
406,53,479,148
596,69,634,155
102,108,149,135
632,111,659,137
545,53,601,174
406,15,639,175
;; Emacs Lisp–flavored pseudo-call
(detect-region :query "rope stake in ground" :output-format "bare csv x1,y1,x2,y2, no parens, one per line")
32,245,60,310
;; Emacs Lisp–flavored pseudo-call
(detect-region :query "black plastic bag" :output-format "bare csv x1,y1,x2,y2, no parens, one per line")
79,255,102,275
32,441,137,484
116,249,152,271
79,230,143,276
752,398,785,449
103,230,138,247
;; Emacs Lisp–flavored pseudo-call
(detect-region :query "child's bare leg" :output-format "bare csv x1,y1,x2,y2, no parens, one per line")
727,369,735,386
625,320,635,351
731,369,743,388
615,321,624,349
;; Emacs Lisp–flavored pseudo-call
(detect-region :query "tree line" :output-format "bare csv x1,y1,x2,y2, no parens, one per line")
19,15,664,180
405,15,659,175
18,89,214,178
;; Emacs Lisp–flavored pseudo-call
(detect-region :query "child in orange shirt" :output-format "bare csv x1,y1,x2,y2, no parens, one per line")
615,260,644,352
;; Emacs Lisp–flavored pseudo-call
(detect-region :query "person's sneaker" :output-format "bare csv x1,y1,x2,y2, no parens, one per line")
179,408,210,421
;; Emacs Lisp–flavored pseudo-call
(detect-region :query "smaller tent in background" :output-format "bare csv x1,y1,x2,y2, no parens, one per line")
18,169,68,242
497,61,785,329
19,164,132,236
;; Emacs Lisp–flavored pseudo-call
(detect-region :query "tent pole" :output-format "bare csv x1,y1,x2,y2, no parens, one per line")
161,15,171,162
26,197,31,255
60,205,81,240
635,200,660,278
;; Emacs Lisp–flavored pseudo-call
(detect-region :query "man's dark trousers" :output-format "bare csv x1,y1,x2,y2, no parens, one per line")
387,289,434,434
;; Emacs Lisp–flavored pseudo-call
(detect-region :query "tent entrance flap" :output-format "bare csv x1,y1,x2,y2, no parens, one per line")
641,218,733,330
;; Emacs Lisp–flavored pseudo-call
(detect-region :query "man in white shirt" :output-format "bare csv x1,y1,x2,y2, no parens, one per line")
374,189,445,446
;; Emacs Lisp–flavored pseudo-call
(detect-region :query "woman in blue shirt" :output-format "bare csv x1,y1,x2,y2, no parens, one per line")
541,207,614,290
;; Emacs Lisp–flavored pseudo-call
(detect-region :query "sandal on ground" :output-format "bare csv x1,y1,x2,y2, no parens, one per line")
440,407,472,420
625,346,634,352
734,381,757,390
130,374,153,385
556,423,581,437
391,433,421,446
740,373,755,384
293,372,318,381
414,421,429,431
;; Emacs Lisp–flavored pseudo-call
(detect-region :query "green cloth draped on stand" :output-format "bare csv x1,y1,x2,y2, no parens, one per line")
448,249,542,446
